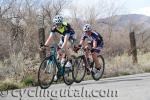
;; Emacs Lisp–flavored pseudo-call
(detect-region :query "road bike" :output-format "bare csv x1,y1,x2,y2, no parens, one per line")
38,44,74,89
73,46,105,83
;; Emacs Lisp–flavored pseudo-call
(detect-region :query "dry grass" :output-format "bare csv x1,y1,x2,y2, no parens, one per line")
0,78,20,91
0,52,40,90
104,51,150,77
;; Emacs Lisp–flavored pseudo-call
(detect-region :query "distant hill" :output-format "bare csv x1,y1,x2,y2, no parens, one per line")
98,14,150,30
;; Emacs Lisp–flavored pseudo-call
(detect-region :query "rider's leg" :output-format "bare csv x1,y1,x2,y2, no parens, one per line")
62,34,71,58
60,34,70,66
85,45,90,59
57,36,64,60
61,34,74,69
91,49,101,69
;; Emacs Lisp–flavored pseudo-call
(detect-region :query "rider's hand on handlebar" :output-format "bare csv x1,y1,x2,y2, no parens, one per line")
73,45,81,53
39,45,48,51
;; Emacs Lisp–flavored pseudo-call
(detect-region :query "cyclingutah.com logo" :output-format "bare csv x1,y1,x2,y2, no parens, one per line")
0,86,118,100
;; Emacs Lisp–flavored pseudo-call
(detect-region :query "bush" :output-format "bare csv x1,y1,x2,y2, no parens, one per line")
21,75,39,87
21,76,35,86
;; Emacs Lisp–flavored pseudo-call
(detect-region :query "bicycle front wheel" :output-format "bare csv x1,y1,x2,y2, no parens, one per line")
72,56,86,83
38,56,56,89
63,56,75,85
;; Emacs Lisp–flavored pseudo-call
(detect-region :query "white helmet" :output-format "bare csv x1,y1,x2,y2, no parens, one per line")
53,15,63,24
83,24,92,32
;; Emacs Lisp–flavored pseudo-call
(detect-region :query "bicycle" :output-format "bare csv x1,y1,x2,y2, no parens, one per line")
73,46,105,83
38,44,74,89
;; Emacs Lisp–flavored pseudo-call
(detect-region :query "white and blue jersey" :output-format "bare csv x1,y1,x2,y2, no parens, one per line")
81,31,103,47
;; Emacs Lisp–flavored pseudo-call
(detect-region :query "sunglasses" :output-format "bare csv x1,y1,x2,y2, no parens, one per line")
85,31,91,33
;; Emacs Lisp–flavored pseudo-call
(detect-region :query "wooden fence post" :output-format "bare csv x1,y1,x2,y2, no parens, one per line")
38,15,46,60
129,31,138,64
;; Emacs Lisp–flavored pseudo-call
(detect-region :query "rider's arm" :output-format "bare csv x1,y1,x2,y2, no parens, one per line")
61,34,69,49
92,33,99,49
45,26,57,46
79,33,87,46
93,40,97,49
45,32,54,46
79,39,85,46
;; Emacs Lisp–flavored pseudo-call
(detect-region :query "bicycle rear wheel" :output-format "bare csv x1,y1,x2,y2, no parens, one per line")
38,56,56,89
91,55,105,81
72,56,86,83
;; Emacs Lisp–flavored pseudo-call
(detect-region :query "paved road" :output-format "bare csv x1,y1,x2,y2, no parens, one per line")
1,73,150,100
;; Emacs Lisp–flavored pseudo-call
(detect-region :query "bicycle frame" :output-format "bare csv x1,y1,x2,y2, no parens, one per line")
78,47,91,68
48,44,64,77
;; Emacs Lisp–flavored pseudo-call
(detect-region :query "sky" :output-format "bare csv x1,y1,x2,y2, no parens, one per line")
63,0,150,17
124,0,150,16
